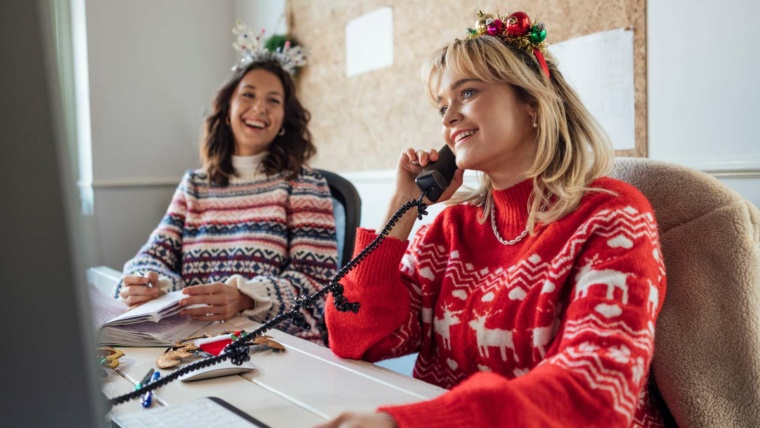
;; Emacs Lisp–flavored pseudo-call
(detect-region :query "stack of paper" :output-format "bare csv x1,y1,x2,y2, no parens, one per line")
90,287,209,347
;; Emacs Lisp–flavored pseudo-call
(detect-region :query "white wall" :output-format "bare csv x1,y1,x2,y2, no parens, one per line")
648,0,760,207
234,0,287,36
83,0,285,269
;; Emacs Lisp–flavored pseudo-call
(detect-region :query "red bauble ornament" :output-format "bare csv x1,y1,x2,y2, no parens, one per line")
506,12,531,36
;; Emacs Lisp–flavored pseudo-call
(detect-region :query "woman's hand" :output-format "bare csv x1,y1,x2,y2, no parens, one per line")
396,147,464,205
119,271,161,306
315,412,397,428
179,283,254,321
380,147,464,241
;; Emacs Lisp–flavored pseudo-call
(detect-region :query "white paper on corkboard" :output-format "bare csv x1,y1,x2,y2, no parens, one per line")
549,28,635,151
345,7,394,77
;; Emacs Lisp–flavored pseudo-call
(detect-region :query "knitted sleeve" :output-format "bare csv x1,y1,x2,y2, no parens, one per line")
326,224,440,362
379,198,667,427
114,172,192,297
236,169,339,342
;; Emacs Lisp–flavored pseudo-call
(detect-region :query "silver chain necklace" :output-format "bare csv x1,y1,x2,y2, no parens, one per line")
489,201,529,245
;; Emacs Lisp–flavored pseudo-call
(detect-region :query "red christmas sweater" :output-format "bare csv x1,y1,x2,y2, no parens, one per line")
327,177,667,427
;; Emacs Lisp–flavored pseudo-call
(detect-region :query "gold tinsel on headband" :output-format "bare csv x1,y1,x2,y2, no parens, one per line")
466,10,549,55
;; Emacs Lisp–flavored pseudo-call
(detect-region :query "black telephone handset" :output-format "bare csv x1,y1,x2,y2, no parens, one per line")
414,145,458,203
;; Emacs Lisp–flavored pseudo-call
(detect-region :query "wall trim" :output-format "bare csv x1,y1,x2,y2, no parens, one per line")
700,170,760,179
651,159,760,178
340,169,481,184
78,161,760,192
78,177,180,189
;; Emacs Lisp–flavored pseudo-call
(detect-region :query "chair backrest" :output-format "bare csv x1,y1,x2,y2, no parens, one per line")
611,157,760,427
316,169,362,268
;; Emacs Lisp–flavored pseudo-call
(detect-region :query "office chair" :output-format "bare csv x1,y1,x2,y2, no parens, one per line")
316,169,362,268
611,158,760,427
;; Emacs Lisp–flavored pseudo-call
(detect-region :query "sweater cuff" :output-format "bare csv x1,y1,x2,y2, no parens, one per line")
378,393,472,428
351,228,410,287
225,274,275,319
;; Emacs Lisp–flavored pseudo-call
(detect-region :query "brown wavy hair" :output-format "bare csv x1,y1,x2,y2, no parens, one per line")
201,60,316,186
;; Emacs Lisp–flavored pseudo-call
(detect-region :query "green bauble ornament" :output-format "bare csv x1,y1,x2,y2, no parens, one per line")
529,28,547,43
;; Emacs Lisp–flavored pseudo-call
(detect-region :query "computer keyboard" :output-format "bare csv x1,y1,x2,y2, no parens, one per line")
111,396,270,427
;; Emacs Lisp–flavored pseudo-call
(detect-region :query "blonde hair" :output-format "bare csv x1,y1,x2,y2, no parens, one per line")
422,36,614,233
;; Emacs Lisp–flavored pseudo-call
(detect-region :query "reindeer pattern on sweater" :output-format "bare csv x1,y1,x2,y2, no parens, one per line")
327,177,667,427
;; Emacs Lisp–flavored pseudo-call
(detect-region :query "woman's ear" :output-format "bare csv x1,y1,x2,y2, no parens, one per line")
527,104,538,128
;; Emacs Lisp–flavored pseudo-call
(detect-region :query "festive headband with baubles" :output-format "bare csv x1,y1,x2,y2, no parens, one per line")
466,10,550,79
231,20,307,75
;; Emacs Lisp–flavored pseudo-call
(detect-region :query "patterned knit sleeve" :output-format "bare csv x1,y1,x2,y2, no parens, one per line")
326,223,438,362
378,192,667,427
237,169,339,343
114,172,192,298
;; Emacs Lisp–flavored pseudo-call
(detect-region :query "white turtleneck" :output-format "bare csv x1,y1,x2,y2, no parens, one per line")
231,153,268,178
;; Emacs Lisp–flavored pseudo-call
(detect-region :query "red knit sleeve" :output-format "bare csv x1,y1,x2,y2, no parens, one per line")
379,194,667,427
326,224,438,362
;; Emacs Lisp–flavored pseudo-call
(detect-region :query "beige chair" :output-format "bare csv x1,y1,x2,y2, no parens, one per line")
611,158,760,427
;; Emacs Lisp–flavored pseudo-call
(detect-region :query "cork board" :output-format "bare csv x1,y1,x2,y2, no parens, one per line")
290,0,646,172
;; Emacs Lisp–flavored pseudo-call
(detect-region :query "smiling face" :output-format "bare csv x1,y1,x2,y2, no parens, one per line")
437,67,537,189
228,69,285,156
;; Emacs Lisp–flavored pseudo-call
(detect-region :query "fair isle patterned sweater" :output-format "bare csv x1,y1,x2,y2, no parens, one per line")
327,177,666,427
118,157,338,343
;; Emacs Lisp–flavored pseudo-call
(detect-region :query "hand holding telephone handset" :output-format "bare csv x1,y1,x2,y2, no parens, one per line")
414,145,459,203
109,146,459,408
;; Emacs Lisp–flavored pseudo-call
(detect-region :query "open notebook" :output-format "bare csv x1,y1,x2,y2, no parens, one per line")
90,285,209,346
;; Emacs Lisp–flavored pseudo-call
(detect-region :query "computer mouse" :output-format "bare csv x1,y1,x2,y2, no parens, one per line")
179,359,256,382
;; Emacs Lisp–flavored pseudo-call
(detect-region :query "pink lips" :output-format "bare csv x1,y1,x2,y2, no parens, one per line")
242,118,268,132
451,129,478,145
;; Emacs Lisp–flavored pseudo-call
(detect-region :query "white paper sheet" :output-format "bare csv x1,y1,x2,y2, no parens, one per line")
345,7,394,77
88,282,128,331
549,28,636,151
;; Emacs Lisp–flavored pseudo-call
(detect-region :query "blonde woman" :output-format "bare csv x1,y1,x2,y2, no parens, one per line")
323,10,667,428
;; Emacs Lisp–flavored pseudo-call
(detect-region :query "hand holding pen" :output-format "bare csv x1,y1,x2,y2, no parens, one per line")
119,271,161,306
141,370,161,408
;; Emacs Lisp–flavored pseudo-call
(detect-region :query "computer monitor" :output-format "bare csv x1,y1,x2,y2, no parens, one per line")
0,1,108,426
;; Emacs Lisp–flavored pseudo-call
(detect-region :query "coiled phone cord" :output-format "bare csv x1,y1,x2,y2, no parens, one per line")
109,191,430,406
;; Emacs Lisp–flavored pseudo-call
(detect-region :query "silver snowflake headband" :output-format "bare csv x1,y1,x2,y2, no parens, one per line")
231,20,307,75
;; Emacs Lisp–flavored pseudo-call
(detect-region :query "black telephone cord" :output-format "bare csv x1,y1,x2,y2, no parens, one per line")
109,191,430,406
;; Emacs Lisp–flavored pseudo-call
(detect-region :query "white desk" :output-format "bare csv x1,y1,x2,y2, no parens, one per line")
103,317,446,426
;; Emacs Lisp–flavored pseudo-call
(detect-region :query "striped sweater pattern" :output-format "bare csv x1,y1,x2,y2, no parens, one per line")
118,167,338,343
327,177,667,427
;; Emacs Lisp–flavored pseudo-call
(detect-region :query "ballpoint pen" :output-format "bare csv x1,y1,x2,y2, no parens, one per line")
135,368,154,390
142,272,153,288
141,370,160,408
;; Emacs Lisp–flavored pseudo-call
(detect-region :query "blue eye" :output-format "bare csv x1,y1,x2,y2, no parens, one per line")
462,89,476,99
